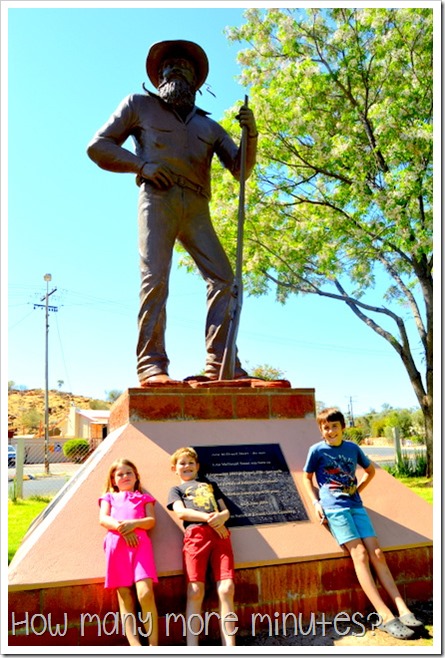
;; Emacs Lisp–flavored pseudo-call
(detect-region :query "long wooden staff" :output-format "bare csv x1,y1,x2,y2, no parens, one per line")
219,95,248,380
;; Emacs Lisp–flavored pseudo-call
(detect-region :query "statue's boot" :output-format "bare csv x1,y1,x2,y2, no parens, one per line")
140,373,183,386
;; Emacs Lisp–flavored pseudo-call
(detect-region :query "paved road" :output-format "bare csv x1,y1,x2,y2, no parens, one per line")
8,462,78,499
8,475,71,498
9,462,79,476
363,445,426,465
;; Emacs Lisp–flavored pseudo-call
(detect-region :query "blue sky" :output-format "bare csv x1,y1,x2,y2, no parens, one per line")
4,2,433,417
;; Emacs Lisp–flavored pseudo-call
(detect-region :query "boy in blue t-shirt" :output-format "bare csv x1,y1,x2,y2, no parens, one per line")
303,407,423,640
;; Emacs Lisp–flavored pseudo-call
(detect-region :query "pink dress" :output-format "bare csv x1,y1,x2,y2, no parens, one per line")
99,490,158,589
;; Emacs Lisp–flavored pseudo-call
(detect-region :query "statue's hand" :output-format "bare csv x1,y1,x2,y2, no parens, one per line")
236,105,257,138
140,163,174,189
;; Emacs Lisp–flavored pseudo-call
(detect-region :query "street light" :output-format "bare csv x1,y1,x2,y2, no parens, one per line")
43,274,52,475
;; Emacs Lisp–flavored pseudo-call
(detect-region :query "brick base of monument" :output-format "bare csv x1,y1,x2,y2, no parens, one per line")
108,385,316,431
8,546,432,646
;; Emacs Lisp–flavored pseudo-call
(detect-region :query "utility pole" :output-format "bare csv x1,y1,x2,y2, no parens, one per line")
347,396,355,427
34,274,58,474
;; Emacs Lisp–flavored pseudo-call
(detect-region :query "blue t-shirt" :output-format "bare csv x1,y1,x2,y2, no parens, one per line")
303,440,371,510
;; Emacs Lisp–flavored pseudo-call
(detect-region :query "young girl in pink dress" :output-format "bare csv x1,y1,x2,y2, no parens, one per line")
99,458,158,646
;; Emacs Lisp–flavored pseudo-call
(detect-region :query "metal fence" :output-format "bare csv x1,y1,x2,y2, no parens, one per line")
8,437,93,500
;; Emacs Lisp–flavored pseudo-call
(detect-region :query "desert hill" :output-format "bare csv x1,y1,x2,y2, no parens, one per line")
8,389,111,437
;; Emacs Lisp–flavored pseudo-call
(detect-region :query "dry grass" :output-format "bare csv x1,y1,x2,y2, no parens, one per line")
8,388,110,436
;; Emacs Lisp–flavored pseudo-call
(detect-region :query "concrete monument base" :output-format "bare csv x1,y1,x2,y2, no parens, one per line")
8,386,433,646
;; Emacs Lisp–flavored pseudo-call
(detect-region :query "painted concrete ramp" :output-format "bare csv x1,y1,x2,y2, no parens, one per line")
9,415,433,590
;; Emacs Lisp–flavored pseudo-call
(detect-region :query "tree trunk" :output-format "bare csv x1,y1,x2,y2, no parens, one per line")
422,398,433,479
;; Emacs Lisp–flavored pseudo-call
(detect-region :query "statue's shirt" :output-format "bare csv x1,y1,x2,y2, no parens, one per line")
88,93,253,199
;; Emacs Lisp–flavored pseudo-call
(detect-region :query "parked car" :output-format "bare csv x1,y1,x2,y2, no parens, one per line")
8,444,16,467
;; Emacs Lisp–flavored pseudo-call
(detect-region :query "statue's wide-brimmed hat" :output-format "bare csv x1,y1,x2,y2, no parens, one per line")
146,40,209,90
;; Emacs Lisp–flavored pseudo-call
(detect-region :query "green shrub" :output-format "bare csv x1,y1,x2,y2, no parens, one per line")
370,417,387,437
89,399,110,410
63,439,90,463
407,436,425,446
343,427,364,445
385,450,428,478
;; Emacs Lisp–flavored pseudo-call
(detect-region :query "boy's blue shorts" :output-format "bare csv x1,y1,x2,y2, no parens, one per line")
324,507,376,546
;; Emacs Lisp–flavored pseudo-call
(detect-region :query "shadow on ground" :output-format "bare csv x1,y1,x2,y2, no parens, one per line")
226,602,433,648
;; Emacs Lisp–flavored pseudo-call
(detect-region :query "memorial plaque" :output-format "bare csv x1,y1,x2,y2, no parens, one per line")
194,443,308,527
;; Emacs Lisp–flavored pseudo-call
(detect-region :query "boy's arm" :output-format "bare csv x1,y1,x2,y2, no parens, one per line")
171,500,230,539
207,499,230,538
207,498,230,528
171,499,212,524
302,471,325,523
357,462,376,494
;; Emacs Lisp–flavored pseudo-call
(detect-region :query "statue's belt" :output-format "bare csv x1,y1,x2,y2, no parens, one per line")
137,173,209,199
172,175,208,199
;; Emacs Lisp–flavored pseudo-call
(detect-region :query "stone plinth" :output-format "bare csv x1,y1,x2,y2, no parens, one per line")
108,385,316,431
8,386,433,647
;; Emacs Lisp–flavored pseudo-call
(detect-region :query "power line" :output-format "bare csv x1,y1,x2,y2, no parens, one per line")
54,313,73,393
8,309,36,330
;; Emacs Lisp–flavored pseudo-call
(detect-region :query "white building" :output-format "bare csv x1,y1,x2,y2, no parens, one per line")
62,407,110,445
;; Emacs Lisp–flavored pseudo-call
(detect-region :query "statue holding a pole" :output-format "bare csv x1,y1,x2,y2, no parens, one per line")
87,40,258,385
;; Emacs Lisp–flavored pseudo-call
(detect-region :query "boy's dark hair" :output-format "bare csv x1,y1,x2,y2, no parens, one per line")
316,407,346,429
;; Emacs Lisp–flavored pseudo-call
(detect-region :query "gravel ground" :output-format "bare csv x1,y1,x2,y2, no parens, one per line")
206,602,434,649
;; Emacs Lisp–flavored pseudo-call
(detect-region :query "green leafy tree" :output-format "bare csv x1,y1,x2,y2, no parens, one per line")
209,8,433,474
250,363,286,380
410,408,426,440
370,416,387,438
357,405,425,443
89,398,111,410
343,427,365,445
384,408,415,438
106,389,123,403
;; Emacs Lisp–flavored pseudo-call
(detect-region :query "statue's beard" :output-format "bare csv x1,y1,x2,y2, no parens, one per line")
158,79,196,110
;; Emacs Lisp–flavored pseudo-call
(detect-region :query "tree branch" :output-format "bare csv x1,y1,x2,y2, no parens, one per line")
309,16,389,174
332,279,426,402
376,252,427,350
262,266,427,404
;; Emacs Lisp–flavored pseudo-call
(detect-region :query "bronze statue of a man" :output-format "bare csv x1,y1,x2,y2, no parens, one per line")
87,40,257,385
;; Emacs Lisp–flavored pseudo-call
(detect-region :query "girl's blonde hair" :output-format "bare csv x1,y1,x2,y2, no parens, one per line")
104,458,143,493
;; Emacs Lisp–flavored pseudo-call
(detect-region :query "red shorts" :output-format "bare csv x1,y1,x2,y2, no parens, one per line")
183,524,235,583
